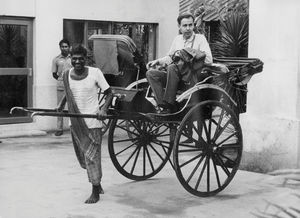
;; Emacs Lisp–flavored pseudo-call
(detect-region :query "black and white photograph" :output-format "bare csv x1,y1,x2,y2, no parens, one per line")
0,0,299,217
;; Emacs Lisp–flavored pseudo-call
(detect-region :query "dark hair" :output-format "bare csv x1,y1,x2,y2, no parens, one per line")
59,38,70,47
71,44,88,57
177,12,195,25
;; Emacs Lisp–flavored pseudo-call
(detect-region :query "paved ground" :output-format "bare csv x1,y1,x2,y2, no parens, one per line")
0,131,299,218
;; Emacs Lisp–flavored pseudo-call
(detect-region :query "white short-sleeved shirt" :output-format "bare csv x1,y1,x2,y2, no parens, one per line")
158,33,213,65
51,54,72,90
69,67,110,128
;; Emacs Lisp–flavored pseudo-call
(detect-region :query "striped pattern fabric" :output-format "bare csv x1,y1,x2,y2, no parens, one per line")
71,128,102,185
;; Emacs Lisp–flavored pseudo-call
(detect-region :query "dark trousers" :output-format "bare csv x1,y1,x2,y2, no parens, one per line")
146,63,183,106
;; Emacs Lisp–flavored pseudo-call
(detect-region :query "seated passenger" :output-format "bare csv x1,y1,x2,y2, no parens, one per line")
146,12,213,113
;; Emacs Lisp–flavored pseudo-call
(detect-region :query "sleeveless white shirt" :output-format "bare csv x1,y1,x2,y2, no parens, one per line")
69,67,110,128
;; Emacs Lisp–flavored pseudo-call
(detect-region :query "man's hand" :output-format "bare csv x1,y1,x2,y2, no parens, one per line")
97,109,107,120
146,60,160,70
52,72,59,80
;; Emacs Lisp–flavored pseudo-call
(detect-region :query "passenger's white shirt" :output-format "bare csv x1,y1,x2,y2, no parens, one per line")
69,67,110,129
158,33,213,65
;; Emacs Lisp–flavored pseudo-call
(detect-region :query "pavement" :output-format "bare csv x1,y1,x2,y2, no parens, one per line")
0,131,299,218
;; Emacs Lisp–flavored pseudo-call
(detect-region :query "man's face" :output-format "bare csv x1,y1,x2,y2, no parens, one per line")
60,43,70,56
178,17,194,39
71,54,86,72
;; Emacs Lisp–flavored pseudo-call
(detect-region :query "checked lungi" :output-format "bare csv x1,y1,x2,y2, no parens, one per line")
71,127,102,185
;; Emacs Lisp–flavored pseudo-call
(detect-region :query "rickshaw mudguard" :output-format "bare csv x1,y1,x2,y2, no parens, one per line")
176,83,237,107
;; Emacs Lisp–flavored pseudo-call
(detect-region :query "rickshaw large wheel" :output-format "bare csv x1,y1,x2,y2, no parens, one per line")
173,100,243,197
108,118,174,181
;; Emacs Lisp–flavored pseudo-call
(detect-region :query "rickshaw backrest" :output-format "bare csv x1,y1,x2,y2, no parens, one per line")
89,34,137,76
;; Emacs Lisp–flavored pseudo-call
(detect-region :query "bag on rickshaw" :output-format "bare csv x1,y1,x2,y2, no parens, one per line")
171,47,207,87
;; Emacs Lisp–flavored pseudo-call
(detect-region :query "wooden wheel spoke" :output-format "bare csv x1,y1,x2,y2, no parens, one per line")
207,156,210,192
219,153,237,165
152,139,172,146
218,143,241,150
208,118,212,142
179,153,205,168
115,143,136,156
130,145,142,174
148,143,165,162
212,116,232,143
151,141,172,150
190,122,203,139
150,123,167,134
121,146,139,168
178,148,203,153
117,123,139,136
181,131,196,142
127,120,143,134
195,156,209,190
178,143,197,148
186,154,206,183
203,120,210,142
212,108,225,141
113,137,140,143
216,132,237,147
145,145,155,172
215,155,231,176
116,119,127,126
212,155,221,188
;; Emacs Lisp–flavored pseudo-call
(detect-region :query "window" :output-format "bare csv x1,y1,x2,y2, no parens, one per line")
0,17,33,124
64,19,157,63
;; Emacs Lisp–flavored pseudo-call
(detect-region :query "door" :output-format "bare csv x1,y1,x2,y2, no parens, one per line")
0,18,33,124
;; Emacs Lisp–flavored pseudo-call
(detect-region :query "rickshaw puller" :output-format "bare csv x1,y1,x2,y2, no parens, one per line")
57,44,113,204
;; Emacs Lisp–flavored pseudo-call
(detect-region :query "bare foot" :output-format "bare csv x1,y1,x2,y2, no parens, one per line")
84,192,99,204
84,185,100,204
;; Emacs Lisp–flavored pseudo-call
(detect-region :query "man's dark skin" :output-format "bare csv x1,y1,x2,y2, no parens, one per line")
73,54,111,204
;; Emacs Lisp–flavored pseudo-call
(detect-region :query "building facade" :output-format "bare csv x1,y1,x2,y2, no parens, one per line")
0,0,179,135
244,0,300,167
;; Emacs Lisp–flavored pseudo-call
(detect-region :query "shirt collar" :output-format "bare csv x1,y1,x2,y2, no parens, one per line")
183,32,195,43
58,54,71,59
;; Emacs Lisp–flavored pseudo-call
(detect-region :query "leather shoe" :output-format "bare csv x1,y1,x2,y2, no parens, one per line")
158,102,178,113
54,130,63,136
159,108,172,114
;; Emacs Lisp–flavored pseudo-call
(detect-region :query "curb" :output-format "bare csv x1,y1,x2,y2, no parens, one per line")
0,130,47,139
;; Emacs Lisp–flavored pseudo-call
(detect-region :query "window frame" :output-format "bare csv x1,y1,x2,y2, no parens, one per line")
0,17,33,124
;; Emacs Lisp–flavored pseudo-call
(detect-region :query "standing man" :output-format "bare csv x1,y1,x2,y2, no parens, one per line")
52,39,72,136
57,44,113,204
146,12,213,113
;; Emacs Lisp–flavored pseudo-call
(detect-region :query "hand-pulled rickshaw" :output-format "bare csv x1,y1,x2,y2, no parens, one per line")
11,34,263,197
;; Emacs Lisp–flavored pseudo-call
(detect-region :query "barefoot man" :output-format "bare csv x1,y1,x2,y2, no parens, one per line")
58,44,113,203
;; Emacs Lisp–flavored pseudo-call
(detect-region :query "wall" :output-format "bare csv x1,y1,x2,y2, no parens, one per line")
0,0,179,135
243,0,300,166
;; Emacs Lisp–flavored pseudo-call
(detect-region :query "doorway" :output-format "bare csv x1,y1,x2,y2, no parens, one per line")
0,17,33,124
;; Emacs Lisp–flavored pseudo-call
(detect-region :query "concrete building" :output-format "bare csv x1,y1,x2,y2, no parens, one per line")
0,0,178,135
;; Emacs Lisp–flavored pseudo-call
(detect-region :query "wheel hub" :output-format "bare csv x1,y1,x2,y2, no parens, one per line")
206,143,216,155
137,133,153,145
